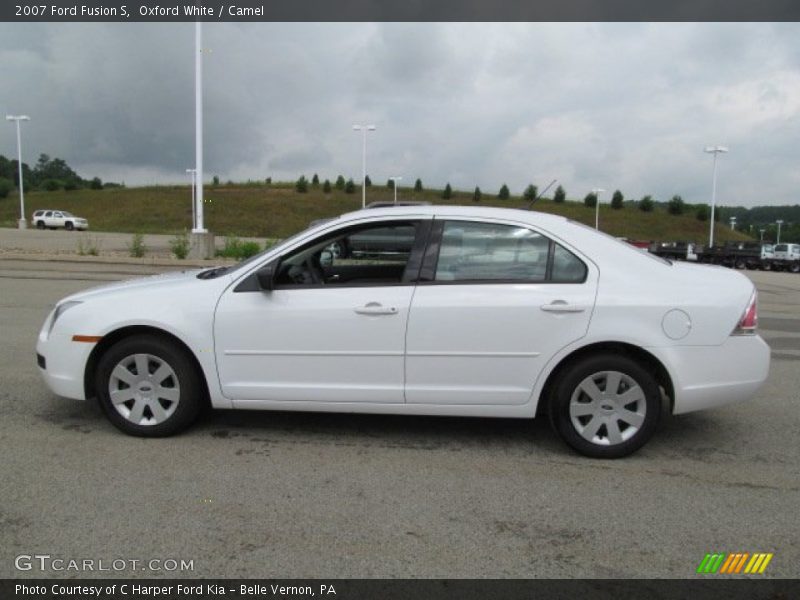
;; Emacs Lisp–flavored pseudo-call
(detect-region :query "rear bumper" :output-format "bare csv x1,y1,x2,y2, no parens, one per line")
649,335,771,415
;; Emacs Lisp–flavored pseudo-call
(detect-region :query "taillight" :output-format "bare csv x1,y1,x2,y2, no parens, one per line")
732,290,758,336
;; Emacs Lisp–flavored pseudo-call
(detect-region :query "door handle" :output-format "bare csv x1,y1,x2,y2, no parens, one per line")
355,302,399,316
540,301,586,313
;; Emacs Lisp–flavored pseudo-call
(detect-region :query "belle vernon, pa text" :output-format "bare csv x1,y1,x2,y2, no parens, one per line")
16,583,338,597
22,4,265,17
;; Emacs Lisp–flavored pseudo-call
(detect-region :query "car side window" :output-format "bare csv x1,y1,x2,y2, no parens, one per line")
435,221,550,282
551,243,588,282
45,211,53,217
274,221,422,287
54,212,62,218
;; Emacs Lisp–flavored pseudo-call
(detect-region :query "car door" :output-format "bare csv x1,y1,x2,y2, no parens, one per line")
214,217,431,404
43,211,54,227
405,218,598,406
51,211,65,228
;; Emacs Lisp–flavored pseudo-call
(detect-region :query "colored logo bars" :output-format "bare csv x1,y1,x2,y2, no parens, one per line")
697,552,773,574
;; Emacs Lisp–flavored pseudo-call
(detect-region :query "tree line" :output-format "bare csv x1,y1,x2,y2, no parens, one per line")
0,153,113,199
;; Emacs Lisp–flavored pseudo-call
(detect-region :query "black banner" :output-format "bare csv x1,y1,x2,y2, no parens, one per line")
3,579,800,600
2,0,800,22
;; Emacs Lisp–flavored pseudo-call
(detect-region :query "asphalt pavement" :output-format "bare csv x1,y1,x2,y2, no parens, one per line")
1,257,798,579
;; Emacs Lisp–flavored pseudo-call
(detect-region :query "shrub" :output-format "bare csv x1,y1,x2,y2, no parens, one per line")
583,192,597,208
0,177,13,198
387,178,395,189
212,175,220,186
611,190,624,210
553,185,566,203
667,195,685,215
323,179,332,193
473,186,482,202
335,175,346,190
90,177,103,190
414,178,423,192
64,179,79,191
639,195,655,212
523,184,538,201
43,179,61,192
442,183,452,199
365,175,372,187
296,176,309,193
170,231,190,259
498,184,510,200
696,204,709,221
345,178,356,194
217,236,261,260
312,173,319,186
265,177,272,185
128,233,146,258
77,235,101,256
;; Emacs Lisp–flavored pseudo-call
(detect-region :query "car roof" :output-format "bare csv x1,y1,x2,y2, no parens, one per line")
337,204,570,228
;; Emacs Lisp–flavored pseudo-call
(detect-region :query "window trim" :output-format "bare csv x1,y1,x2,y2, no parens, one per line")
419,218,588,286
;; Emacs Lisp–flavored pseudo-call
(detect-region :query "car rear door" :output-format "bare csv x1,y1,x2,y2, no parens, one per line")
404,217,598,406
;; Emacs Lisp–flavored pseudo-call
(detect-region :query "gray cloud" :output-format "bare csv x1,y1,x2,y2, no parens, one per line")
1,22,798,206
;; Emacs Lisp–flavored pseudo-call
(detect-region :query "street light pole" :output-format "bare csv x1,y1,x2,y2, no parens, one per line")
389,176,402,204
353,124,376,209
704,145,728,248
186,169,197,229
759,229,765,242
193,21,206,233
776,220,784,244
591,188,605,230
729,216,737,231
6,115,31,229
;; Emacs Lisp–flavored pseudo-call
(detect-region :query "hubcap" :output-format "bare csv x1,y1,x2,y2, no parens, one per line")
569,370,646,446
108,353,180,426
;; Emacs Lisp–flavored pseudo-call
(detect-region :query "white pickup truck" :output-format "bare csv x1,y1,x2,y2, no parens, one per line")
31,209,89,231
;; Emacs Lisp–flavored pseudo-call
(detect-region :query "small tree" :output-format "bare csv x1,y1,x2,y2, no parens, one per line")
387,178,395,189
296,175,309,193
0,177,13,198
498,184,510,200
667,194,685,215
414,178,423,192
442,183,452,199
212,175,220,186
584,192,597,208
696,204,709,221
365,175,372,187
265,177,272,185
553,185,566,203
90,177,103,190
312,173,319,186
335,175,346,190
473,186,482,202
323,179,332,193
345,178,356,194
611,190,624,210
43,179,61,192
523,184,538,202
639,195,654,212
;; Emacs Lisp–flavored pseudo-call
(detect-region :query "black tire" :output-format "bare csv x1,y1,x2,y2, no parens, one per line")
36,220,45,229
790,262,800,274
735,260,746,270
95,335,203,437
549,353,661,458
65,221,74,231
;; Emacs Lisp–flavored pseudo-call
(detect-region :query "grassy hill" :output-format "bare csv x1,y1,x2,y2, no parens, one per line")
0,182,752,243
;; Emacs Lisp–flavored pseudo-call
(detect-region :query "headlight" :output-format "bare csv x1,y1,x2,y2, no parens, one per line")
49,301,82,334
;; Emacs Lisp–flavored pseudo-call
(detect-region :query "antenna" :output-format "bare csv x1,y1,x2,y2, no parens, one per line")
527,179,558,210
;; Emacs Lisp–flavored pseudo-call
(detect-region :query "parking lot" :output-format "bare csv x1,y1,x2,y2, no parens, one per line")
1,257,799,579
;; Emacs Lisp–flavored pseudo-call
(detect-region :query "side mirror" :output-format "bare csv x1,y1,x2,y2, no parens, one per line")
319,250,333,267
256,263,275,291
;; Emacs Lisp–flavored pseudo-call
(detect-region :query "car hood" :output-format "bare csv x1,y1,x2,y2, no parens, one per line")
60,269,213,303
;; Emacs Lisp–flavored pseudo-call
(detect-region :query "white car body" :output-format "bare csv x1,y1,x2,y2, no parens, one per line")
773,243,800,261
36,206,770,456
32,209,89,231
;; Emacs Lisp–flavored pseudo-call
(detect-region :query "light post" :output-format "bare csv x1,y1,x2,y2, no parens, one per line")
776,220,784,244
759,229,765,242
193,21,206,234
186,168,197,229
353,124,376,209
389,176,402,204
729,216,737,230
591,188,605,230
6,115,31,229
704,145,728,248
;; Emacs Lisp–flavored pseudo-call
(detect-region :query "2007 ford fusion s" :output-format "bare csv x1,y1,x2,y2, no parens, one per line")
36,206,770,457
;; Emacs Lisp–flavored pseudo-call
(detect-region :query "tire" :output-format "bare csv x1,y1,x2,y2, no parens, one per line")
790,262,800,274
65,221,74,231
95,335,203,437
549,353,661,458
36,220,45,230
735,260,746,270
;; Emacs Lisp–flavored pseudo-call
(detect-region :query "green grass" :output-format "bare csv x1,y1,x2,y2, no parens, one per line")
0,182,752,243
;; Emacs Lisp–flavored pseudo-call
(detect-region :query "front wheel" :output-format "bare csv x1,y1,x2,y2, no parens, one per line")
65,221,74,231
95,335,203,436
549,354,661,458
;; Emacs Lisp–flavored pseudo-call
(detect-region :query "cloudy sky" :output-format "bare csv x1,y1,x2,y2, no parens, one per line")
1,22,799,206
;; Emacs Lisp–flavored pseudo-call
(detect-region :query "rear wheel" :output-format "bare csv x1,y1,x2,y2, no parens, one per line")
790,262,800,274
36,220,45,229
549,354,661,458
95,335,203,436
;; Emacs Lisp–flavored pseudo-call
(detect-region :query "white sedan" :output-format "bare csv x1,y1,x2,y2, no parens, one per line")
36,206,770,457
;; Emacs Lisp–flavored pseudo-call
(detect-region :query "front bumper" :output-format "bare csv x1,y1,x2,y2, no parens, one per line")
649,335,771,415
36,330,94,400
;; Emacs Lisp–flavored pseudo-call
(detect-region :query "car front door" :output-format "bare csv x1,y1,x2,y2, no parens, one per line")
214,218,431,404
405,218,598,406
